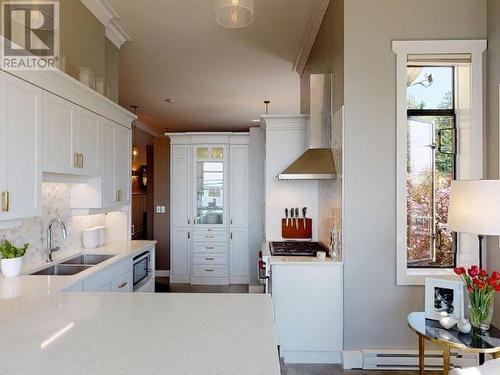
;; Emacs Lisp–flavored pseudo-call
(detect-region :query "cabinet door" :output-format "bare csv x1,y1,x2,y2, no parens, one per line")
229,145,248,227
171,228,190,282
114,125,131,206
230,228,249,283
0,71,42,221
76,108,99,176
171,145,191,227
99,120,116,208
43,91,77,174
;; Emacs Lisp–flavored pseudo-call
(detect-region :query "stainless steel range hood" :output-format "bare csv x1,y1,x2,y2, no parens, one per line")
278,74,336,180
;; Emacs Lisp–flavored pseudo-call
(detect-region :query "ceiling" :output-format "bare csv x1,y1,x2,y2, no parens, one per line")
107,0,319,132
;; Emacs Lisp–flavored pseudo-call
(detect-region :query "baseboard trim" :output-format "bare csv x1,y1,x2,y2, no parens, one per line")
155,270,170,277
169,275,190,283
282,350,341,364
248,285,265,294
342,351,363,369
229,276,250,284
342,349,479,370
190,277,230,285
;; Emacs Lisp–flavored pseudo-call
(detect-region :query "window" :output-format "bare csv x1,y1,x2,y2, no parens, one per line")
393,40,486,285
406,66,456,269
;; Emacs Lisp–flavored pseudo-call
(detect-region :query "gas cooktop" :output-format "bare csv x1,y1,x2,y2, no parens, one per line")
269,241,329,257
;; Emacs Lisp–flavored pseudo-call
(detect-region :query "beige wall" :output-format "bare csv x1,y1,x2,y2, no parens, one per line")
300,0,344,246
106,39,120,103
154,137,171,271
486,0,500,327
342,0,486,350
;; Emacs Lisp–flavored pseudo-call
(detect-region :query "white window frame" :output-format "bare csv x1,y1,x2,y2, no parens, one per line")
393,40,487,286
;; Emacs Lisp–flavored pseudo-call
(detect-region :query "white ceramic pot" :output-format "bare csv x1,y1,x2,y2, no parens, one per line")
1,256,24,278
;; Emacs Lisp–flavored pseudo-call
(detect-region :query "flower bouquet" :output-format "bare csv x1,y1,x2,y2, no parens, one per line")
454,265,500,331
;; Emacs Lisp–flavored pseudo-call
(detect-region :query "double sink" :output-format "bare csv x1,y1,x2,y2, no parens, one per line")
30,254,115,276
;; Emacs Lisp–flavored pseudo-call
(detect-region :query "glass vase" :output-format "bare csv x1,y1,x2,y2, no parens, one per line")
468,294,494,331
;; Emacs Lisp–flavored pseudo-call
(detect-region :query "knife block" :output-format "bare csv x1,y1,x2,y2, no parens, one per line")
281,218,312,239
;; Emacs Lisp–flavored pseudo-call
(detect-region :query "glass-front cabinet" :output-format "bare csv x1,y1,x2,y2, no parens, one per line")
194,145,226,225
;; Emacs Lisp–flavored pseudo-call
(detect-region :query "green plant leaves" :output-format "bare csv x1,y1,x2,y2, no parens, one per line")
0,240,28,259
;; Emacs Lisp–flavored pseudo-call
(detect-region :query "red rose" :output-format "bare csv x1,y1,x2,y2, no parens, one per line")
495,284,500,292
468,286,474,293
479,269,488,277
454,267,466,275
488,277,497,286
469,265,479,278
473,278,485,289
492,271,500,280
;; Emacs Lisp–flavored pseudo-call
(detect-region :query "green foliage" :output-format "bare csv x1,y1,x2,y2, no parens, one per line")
0,240,28,259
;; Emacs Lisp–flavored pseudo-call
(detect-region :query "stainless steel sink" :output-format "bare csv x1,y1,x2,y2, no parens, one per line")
60,254,115,265
30,264,92,276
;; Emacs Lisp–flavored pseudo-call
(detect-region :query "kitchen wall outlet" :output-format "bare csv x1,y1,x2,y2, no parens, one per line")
156,206,166,214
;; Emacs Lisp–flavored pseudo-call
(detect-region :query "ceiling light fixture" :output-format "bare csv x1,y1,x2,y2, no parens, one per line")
214,0,254,29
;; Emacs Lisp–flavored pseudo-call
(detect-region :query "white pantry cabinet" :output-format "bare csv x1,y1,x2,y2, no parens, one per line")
0,70,42,227
43,91,99,176
169,133,249,285
114,125,131,206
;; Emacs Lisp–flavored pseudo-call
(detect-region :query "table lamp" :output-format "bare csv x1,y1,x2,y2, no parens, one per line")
448,180,500,268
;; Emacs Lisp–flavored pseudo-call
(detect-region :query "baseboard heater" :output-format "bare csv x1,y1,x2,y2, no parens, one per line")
360,350,478,371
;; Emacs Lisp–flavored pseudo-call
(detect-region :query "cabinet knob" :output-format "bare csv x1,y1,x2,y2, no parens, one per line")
1,191,9,212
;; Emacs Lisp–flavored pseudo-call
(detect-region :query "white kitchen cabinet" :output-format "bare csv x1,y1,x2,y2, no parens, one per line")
171,228,191,283
43,91,77,175
0,70,42,226
171,145,191,227
229,145,248,227
98,120,116,208
83,257,131,292
75,107,99,176
111,271,133,292
43,92,100,177
114,125,131,206
230,228,249,284
169,133,249,285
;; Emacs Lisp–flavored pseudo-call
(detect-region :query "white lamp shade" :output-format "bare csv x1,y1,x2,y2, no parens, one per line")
214,0,254,29
448,180,500,235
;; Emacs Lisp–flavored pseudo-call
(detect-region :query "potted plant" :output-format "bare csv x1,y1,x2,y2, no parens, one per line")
454,265,500,331
0,240,28,278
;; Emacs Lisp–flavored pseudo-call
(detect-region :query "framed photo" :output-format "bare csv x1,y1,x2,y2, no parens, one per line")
425,278,464,321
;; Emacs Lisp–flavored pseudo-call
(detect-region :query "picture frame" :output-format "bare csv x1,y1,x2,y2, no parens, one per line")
425,278,464,321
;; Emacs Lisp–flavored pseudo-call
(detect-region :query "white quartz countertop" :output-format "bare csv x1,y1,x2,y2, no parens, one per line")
0,241,280,375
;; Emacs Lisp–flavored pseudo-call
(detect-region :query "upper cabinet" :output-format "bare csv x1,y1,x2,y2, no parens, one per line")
0,71,43,226
114,125,131,206
43,92,99,176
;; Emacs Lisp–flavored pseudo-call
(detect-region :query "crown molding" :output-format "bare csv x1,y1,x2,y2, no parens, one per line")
135,120,162,137
293,0,330,76
80,0,131,49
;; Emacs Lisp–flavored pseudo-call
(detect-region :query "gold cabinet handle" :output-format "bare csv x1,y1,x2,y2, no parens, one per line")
205,246,214,250
205,234,214,238
79,153,84,169
1,191,9,212
118,282,128,289
74,153,79,168
116,190,123,202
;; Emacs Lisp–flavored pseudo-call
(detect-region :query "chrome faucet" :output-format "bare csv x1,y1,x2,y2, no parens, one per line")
47,218,68,262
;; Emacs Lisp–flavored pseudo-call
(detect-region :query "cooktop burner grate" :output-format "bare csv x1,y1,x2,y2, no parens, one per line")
269,241,329,256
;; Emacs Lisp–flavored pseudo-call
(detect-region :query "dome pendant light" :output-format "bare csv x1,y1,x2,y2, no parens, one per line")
214,0,254,29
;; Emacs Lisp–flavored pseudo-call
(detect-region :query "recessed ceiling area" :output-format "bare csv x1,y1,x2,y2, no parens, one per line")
108,0,320,132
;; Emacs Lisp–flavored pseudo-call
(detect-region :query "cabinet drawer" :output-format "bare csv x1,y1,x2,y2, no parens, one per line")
192,230,227,241
192,242,227,253
192,253,227,265
192,265,227,277
111,271,132,292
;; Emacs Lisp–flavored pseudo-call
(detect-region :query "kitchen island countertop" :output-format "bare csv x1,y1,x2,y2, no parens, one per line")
0,240,280,375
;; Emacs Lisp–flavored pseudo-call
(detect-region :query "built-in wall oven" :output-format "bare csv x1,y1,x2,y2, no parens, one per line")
133,250,153,292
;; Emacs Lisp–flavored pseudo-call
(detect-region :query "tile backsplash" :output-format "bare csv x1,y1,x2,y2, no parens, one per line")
0,183,105,266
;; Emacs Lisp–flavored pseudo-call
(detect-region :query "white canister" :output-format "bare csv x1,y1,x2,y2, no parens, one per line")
82,227,99,249
95,226,107,246
1,256,24,278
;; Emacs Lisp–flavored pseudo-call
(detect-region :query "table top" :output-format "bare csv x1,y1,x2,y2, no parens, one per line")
408,311,500,353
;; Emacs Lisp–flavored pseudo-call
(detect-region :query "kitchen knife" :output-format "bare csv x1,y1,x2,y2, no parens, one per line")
285,208,289,226
295,208,299,229
302,207,307,229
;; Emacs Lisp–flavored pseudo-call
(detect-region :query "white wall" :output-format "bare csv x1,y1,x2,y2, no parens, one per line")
262,115,319,241
342,0,486,349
